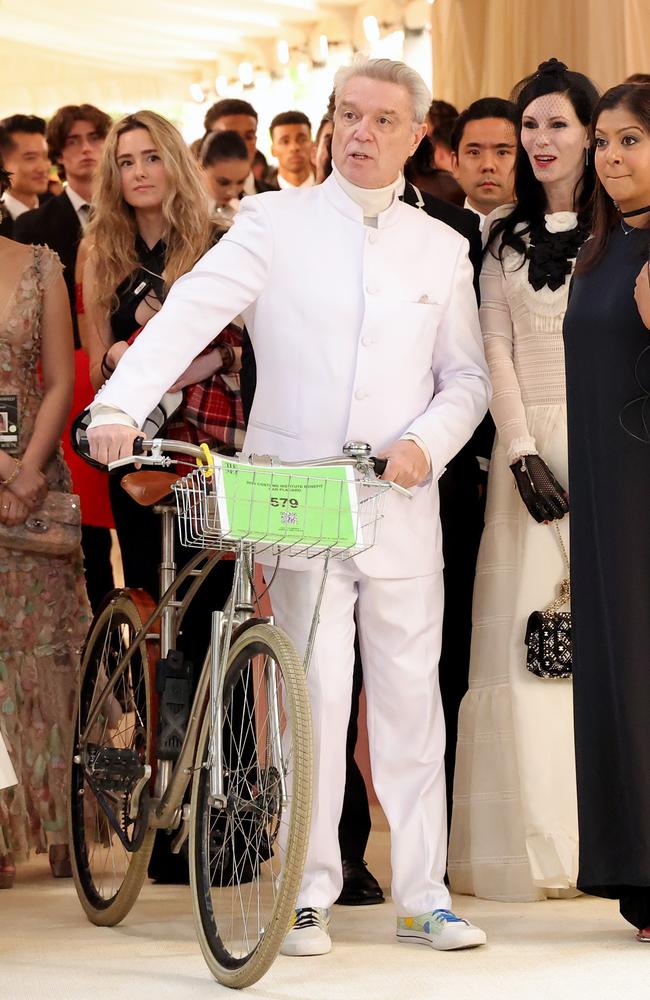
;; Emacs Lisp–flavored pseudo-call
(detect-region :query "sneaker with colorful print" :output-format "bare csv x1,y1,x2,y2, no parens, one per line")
396,909,487,950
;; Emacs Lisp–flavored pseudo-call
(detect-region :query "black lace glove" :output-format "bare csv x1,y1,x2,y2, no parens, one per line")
509,454,569,523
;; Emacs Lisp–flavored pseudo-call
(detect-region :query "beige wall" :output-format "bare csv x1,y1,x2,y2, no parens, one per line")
430,0,650,108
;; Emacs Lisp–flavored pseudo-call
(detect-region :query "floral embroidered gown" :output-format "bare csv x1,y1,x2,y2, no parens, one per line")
0,247,90,860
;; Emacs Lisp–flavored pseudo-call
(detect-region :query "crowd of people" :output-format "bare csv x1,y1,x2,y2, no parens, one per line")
0,52,649,961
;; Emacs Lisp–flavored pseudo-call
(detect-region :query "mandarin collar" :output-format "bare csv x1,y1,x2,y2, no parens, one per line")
321,172,403,229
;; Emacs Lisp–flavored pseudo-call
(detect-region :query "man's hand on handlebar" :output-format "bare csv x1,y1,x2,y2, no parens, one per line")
378,439,429,489
87,424,144,468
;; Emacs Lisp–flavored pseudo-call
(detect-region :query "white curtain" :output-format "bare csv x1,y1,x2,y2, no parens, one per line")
431,0,650,108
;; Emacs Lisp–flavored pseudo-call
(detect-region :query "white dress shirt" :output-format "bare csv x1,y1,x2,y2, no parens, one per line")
1,191,37,220
65,185,91,230
463,197,486,233
277,172,315,190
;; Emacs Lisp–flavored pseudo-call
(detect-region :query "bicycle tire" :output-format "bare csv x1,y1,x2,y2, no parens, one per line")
189,622,312,989
69,590,157,926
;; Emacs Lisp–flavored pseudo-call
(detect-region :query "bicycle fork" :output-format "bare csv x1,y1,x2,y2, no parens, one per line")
207,541,255,808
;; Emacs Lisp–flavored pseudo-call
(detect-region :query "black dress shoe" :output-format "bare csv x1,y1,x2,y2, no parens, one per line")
336,858,385,906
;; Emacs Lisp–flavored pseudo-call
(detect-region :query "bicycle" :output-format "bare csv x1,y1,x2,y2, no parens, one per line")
68,437,396,988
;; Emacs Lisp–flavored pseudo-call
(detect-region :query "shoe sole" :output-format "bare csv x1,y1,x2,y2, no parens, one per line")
396,931,487,951
280,941,332,957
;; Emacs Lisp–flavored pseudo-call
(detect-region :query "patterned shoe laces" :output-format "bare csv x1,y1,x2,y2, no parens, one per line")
293,907,327,929
432,909,466,924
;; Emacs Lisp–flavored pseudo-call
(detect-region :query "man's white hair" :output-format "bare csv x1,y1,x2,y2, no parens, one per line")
333,56,431,124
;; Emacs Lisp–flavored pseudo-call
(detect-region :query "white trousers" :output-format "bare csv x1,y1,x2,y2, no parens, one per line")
267,559,451,915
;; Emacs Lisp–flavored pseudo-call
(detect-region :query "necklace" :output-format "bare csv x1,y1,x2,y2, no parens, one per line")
621,203,650,218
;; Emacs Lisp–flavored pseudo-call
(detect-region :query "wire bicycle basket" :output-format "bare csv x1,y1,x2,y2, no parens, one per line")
173,457,389,559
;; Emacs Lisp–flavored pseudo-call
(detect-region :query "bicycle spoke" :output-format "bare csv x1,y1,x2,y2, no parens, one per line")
69,596,154,920
192,623,311,986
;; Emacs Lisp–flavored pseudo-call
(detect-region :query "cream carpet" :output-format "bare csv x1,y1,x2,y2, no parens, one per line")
1,818,647,1000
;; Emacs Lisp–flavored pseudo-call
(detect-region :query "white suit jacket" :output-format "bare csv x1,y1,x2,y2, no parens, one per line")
94,174,490,578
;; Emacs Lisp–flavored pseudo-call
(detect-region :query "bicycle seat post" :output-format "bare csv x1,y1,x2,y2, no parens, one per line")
158,506,177,657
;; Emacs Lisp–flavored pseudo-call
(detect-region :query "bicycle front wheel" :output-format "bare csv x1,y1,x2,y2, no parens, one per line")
69,591,156,926
189,622,312,989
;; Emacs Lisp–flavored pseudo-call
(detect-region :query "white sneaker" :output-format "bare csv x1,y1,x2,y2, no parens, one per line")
396,909,487,951
280,907,332,956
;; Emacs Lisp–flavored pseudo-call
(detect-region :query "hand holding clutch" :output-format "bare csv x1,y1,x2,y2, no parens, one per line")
510,454,569,523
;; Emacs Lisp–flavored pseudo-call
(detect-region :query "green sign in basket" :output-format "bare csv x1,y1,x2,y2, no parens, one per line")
214,458,361,550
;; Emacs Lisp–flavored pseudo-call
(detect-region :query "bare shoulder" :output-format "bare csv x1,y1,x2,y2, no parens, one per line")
0,233,32,265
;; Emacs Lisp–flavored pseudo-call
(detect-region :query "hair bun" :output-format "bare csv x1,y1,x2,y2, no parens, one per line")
536,58,569,76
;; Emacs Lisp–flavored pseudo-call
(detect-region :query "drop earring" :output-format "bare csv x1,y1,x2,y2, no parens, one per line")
585,146,589,167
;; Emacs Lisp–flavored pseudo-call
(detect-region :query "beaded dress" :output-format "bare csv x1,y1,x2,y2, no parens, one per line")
0,247,90,859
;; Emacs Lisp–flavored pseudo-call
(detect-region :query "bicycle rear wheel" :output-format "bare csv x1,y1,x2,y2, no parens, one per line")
69,591,156,925
189,622,312,988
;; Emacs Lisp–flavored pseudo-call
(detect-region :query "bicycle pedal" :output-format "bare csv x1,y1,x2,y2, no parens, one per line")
156,650,193,761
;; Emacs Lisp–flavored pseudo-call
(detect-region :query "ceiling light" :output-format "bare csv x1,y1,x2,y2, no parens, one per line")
319,34,329,61
363,16,381,44
189,83,205,103
239,62,254,85
215,75,228,96
277,39,290,64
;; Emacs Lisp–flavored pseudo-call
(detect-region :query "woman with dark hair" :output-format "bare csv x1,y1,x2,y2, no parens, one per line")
563,83,650,942
449,59,598,902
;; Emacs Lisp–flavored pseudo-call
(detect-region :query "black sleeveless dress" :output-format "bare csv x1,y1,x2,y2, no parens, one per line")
563,224,650,929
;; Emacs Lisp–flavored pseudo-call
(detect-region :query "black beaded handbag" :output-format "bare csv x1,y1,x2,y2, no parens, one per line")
524,526,572,679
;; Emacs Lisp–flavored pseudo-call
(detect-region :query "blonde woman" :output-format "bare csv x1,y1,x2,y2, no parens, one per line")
80,110,241,595
80,110,242,882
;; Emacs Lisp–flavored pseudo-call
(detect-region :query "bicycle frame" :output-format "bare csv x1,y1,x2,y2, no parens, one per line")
79,508,265,840
80,438,403,841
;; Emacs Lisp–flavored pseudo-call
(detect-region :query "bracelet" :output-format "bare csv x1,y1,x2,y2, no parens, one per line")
100,351,115,380
0,458,22,488
218,343,236,374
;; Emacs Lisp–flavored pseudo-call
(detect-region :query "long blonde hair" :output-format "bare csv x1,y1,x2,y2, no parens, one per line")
87,110,212,313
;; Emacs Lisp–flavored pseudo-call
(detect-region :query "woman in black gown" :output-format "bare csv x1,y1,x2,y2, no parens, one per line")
563,83,650,941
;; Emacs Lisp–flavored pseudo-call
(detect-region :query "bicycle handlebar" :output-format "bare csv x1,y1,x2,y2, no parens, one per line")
75,434,409,496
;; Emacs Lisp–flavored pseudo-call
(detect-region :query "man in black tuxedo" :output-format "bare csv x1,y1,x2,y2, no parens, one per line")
239,162,490,903
202,99,276,195
13,104,114,612
0,115,50,234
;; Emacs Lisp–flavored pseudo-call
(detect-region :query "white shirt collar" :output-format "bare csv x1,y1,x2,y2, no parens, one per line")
65,185,91,229
2,190,37,219
331,164,403,226
463,197,486,232
277,172,315,190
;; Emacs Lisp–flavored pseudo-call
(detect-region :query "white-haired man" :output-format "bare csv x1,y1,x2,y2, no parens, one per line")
87,58,490,956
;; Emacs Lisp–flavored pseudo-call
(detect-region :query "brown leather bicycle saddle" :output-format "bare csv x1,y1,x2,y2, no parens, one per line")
121,471,181,507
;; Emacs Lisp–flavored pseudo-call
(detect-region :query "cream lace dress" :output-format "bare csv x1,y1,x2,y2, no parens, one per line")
448,211,579,901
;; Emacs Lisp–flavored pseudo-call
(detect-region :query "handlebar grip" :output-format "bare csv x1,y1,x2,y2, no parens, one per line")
371,456,387,477
133,436,145,456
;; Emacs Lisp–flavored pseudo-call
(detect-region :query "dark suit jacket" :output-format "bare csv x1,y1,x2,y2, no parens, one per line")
13,191,82,347
0,211,12,239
